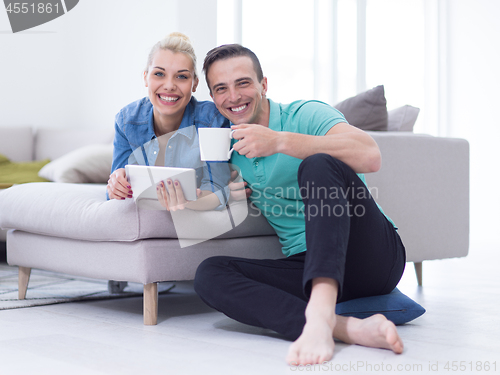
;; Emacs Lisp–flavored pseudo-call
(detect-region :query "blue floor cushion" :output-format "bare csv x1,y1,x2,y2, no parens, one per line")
335,288,425,325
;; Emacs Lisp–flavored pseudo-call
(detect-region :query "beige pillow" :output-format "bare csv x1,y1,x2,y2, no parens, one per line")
38,144,113,183
387,105,420,132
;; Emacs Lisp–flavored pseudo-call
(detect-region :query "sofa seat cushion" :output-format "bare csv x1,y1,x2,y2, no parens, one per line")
0,183,276,242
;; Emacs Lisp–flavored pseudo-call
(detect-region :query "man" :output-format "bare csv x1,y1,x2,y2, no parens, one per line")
194,44,406,365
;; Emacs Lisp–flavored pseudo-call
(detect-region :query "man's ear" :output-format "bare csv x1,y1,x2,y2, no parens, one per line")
143,71,148,87
261,77,268,96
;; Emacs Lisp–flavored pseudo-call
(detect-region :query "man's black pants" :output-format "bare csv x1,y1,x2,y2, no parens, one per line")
194,154,406,341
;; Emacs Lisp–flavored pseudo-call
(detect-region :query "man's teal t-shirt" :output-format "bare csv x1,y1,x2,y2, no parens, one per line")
231,99,394,257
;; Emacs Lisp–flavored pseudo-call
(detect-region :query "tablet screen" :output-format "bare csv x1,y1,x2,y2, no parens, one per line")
125,165,197,201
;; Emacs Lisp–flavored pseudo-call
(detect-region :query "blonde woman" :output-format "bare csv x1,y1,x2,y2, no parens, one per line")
107,33,230,211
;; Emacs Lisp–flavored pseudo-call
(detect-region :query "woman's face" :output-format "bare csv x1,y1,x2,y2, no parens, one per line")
144,49,198,120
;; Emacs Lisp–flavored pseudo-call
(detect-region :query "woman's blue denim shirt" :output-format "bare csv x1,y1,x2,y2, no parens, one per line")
110,96,231,207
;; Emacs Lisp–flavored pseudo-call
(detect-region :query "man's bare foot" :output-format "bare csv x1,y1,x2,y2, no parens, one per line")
287,277,339,366
345,314,404,354
286,312,336,366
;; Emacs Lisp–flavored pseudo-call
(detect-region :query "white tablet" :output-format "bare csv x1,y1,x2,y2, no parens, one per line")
125,165,197,202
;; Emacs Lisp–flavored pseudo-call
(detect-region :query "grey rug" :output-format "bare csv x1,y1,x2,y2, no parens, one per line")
0,264,175,310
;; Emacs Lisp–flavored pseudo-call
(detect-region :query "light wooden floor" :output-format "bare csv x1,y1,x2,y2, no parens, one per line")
0,236,498,375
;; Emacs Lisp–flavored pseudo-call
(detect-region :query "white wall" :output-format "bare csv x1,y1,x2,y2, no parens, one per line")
447,0,500,244
0,0,216,130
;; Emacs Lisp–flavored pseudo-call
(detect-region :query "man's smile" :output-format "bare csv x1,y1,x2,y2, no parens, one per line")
229,103,249,113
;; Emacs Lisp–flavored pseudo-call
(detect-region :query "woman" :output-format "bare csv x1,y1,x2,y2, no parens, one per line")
107,33,230,211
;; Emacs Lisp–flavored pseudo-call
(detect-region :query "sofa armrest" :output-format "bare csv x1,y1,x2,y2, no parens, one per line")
365,132,470,263
0,182,275,243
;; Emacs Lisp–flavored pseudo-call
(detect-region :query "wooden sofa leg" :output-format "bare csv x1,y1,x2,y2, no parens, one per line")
414,262,423,286
18,267,31,300
144,283,158,325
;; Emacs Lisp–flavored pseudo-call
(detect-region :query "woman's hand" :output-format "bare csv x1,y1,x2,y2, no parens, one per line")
107,168,133,200
156,179,200,211
228,170,252,201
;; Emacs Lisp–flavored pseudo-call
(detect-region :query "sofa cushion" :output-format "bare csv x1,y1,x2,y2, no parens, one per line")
387,105,420,132
336,288,425,324
38,144,113,183
334,85,388,131
0,183,276,243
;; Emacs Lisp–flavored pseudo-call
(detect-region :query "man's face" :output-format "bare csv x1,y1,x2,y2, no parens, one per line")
207,56,268,125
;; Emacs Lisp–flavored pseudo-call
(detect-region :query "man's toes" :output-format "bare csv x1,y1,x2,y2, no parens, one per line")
300,352,315,365
286,347,300,365
318,351,333,364
381,320,404,354
392,338,404,354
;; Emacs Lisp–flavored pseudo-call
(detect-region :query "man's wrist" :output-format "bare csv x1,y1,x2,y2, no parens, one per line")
276,131,290,155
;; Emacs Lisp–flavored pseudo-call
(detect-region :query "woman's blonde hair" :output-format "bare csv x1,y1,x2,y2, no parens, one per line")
145,32,197,79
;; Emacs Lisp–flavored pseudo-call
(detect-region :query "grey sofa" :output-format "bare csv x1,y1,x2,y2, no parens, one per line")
0,126,470,325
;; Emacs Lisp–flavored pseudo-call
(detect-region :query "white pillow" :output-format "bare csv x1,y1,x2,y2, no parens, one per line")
387,105,420,132
38,144,113,183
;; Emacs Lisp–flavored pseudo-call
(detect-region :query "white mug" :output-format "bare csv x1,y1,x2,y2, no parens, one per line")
198,128,235,161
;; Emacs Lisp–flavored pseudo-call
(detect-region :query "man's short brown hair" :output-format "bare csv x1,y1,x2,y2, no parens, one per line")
203,44,264,91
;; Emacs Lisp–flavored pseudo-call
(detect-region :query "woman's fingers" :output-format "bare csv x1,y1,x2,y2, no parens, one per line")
109,178,129,199
228,173,251,201
165,180,178,210
116,172,132,195
159,179,189,211
152,179,193,211
156,181,170,210
169,180,188,211
108,168,132,200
